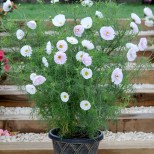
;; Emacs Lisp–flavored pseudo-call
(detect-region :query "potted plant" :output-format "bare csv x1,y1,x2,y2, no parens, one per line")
8,1,149,153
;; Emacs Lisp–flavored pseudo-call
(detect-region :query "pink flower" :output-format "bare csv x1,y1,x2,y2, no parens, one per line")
54,51,67,65
100,26,115,40
33,75,46,86
131,13,141,25
3,130,10,136
127,48,137,62
130,22,139,34
111,68,123,85
138,38,147,51
82,53,92,66
0,50,4,61
3,58,9,64
4,64,10,72
73,25,84,37
82,40,94,50
56,40,68,52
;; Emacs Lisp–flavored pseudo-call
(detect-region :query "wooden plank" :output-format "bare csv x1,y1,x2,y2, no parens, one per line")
0,93,154,107
137,51,154,63
109,113,154,133
130,93,154,107
0,113,154,133
0,141,154,154
0,115,47,133
0,85,26,95
131,70,154,84
0,95,33,107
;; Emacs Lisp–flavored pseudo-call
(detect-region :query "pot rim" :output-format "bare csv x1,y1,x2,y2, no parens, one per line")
48,128,103,143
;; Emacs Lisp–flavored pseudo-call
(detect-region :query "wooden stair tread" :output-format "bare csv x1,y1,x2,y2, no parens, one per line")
0,140,154,154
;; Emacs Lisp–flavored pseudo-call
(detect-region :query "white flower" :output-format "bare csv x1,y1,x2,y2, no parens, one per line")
144,7,153,17
100,26,116,40
80,100,91,111
145,17,154,27
54,51,67,65
56,40,68,52
131,13,141,25
82,53,92,66
20,45,32,57
66,37,78,44
51,0,59,3
130,22,139,34
3,0,12,12
30,73,37,81
82,40,94,50
80,68,92,79
16,29,25,40
26,84,37,95
95,11,103,18
42,57,49,67
81,17,92,29
126,43,139,52
138,38,147,51
33,75,46,86
73,25,84,37
81,0,93,7
60,92,69,102
52,14,66,27
111,68,123,85
127,48,137,62
76,51,86,62
46,41,53,55
27,21,37,30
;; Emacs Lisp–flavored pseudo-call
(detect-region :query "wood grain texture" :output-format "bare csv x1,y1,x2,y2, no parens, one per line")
1,141,154,154
0,114,154,133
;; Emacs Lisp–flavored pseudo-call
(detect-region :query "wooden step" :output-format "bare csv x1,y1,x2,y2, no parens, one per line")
109,113,154,133
0,95,33,107
0,93,153,107
0,140,154,154
0,114,47,133
0,113,154,133
1,84,154,107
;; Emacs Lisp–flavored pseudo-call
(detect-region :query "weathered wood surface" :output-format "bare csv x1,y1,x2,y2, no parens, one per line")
1,85,154,95
0,141,154,154
0,93,154,107
0,85,26,95
0,113,154,133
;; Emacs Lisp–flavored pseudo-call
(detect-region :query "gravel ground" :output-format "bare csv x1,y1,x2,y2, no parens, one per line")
1,131,154,142
1,106,154,115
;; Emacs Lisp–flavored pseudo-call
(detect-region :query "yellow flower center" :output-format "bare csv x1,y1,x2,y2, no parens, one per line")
106,31,109,36
64,95,67,98
85,103,88,106
25,49,29,53
59,45,63,48
58,55,61,59
85,71,89,76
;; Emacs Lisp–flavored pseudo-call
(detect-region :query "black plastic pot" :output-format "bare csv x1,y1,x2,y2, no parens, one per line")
49,128,103,154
